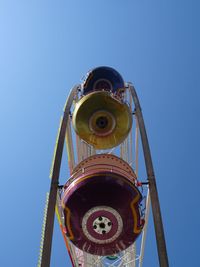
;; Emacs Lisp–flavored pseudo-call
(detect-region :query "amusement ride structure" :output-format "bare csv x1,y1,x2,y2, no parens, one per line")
38,67,169,267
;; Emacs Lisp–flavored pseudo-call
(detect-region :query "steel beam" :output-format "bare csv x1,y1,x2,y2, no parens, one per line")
40,86,78,267
129,84,169,267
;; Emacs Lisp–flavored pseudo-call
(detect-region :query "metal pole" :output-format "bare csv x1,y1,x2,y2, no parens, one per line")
40,86,78,267
129,84,169,267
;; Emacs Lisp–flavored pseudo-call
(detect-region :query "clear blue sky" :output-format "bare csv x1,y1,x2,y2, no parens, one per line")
0,1,200,266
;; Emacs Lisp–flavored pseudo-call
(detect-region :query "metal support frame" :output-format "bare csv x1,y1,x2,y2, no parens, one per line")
39,81,169,267
129,84,169,267
40,85,79,267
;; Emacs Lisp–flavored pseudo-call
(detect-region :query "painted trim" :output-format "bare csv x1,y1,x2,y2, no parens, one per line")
130,194,142,234
64,206,74,240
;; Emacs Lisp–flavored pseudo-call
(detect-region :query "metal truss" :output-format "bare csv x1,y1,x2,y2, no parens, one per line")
38,83,168,267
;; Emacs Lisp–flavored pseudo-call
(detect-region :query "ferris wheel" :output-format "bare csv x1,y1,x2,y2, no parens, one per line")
38,67,169,267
